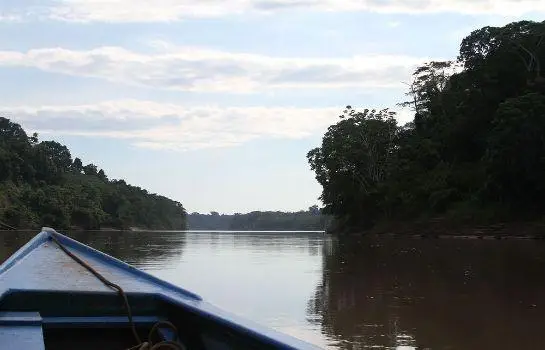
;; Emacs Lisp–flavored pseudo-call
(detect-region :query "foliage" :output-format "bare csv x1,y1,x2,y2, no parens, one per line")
0,118,187,230
308,107,398,229
308,20,545,233
188,206,331,231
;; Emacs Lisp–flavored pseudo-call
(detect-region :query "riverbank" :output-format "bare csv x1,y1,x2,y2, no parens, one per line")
342,219,545,239
0,226,136,232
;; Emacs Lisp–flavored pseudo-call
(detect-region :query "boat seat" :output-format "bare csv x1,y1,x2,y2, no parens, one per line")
0,312,45,350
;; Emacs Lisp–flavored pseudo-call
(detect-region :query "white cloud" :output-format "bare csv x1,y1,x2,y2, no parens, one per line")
39,0,545,22
0,14,22,22
0,45,431,92
1,100,412,151
2,100,340,150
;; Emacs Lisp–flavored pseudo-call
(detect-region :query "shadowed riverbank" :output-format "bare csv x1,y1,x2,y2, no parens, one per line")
340,220,545,240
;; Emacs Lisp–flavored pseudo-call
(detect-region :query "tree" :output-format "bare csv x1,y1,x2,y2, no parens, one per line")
308,106,397,228
0,117,34,183
72,158,83,174
97,169,108,181
30,132,39,145
399,61,459,118
308,19,545,234
0,117,188,230
308,205,320,215
0,117,29,145
484,92,545,205
83,164,98,176
36,141,73,173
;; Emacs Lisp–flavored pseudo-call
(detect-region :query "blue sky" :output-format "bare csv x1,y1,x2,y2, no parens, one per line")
0,1,543,214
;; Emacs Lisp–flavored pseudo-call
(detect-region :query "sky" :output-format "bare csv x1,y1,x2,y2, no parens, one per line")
0,1,543,214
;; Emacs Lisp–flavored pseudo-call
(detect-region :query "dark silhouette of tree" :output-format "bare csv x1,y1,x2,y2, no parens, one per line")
308,20,545,234
72,157,83,174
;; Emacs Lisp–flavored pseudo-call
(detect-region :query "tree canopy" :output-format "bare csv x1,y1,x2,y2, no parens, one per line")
308,20,545,233
0,118,187,230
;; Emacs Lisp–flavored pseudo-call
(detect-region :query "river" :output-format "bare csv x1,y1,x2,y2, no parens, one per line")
1,230,545,349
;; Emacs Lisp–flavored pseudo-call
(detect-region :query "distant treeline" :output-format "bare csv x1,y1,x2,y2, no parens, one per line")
188,206,331,231
308,20,545,234
0,117,187,230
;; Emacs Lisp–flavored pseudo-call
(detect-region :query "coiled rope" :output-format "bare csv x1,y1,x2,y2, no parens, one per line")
128,321,186,350
49,234,186,350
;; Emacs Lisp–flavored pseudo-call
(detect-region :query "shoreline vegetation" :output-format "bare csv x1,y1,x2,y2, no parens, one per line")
308,20,545,237
350,220,545,239
0,118,187,231
187,208,332,231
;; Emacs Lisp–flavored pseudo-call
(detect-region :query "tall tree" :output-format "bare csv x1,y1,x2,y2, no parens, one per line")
308,106,397,228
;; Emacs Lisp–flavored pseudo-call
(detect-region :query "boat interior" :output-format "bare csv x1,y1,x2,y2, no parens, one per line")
0,290,278,350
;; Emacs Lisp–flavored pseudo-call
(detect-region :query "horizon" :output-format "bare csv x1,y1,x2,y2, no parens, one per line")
188,207,322,215
1,1,543,213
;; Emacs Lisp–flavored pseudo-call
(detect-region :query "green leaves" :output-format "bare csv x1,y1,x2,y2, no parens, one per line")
0,118,187,230
309,19,545,233
308,106,398,227
484,93,545,203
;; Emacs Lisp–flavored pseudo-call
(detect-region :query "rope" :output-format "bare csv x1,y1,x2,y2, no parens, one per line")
128,321,186,350
49,234,186,350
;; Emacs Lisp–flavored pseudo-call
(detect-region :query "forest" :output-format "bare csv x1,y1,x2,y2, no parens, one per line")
0,118,187,230
187,206,331,231
308,20,545,234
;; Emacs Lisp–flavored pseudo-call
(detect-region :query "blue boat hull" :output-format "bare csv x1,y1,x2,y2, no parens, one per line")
0,228,321,350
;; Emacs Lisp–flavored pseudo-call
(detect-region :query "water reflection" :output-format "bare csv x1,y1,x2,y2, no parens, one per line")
309,237,545,349
0,230,186,268
0,230,38,263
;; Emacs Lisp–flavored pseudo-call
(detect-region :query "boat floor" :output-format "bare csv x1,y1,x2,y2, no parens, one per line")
44,327,149,350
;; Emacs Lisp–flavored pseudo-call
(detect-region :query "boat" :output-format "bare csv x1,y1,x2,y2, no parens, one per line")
0,227,321,350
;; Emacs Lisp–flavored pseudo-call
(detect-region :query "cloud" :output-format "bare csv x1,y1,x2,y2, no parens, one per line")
0,0,49,21
3,0,544,23
1,100,340,150
23,0,545,23
0,45,430,92
0,100,412,151
0,14,22,22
